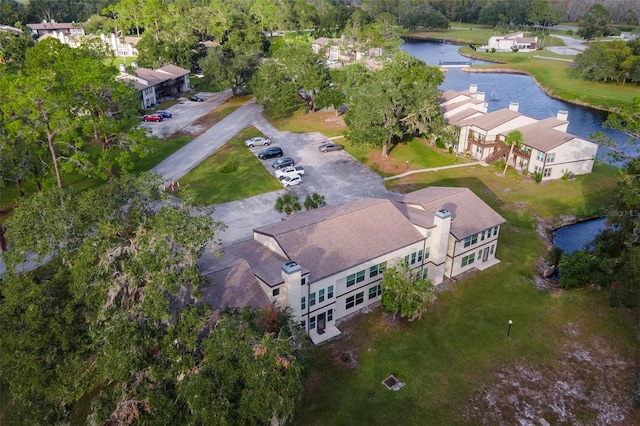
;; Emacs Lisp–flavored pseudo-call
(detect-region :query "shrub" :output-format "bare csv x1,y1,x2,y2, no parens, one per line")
220,160,238,173
566,29,574,35
534,172,543,183
435,138,446,149
546,246,564,266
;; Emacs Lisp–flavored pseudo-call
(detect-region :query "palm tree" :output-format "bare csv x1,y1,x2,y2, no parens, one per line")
502,130,524,175
304,193,326,210
275,193,302,216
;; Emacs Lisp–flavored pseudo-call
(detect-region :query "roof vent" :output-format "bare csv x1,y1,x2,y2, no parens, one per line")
282,261,301,274
469,83,478,93
556,110,568,121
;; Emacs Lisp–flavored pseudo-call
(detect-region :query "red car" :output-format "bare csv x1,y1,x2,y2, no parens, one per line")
142,114,163,122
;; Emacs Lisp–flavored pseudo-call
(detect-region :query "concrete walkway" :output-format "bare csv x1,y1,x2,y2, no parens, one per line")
382,161,487,181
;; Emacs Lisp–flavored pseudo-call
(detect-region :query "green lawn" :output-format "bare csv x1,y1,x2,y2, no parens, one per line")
264,109,347,138
176,127,282,205
293,159,633,426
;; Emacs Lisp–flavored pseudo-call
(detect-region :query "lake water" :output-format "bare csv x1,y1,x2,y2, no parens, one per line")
552,217,608,254
402,40,635,165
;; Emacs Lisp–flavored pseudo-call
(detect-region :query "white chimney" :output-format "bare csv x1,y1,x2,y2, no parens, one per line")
476,91,485,101
131,61,138,69
119,63,126,73
508,101,519,112
556,110,568,121
469,84,478,93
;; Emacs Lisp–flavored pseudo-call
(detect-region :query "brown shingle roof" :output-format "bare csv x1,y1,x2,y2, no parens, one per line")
198,251,271,312
224,239,300,287
401,187,506,239
455,108,524,131
447,109,484,125
254,198,424,281
519,117,577,152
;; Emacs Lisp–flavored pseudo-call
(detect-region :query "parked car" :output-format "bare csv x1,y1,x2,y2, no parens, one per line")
281,175,303,188
189,95,204,102
319,142,343,152
142,114,163,122
271,157,295,169
275,166,305,180
257,147,283,160
245,136,272,147
156,110,172,118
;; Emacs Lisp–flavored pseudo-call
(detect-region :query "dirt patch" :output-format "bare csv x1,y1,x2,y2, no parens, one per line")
174,111,220,137
462,332,639,425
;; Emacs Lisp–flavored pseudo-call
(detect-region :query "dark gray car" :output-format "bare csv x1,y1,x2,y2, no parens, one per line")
258,147,283,159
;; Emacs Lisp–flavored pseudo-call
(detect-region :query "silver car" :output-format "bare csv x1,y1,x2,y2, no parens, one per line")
319,142,344,152
245,137,272,147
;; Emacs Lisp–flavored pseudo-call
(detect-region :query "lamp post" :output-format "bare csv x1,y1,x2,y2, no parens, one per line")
507,320,513,337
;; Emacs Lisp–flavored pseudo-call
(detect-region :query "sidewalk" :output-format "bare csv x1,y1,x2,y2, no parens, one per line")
382,161,487,181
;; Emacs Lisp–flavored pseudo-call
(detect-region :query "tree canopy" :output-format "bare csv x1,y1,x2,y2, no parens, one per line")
380,259,436,321
344,51,444,156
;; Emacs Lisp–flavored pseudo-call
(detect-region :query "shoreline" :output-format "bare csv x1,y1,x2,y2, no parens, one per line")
403,35,614,113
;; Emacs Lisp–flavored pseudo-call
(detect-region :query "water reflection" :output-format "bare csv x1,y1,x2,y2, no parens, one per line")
402,40,636,165
553,217,607,254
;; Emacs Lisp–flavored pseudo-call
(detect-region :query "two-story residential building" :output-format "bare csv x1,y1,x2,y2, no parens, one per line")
27,20,85,44
439,84,489,122
205,188,505,344
117,64,191,109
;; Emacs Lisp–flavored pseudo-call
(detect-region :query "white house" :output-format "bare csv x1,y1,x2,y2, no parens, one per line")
446,88,599,180
439,84,488,122
27,20,85,44
117,64,191,109
484,31,538,52
205,188,505,344
100,33,140,57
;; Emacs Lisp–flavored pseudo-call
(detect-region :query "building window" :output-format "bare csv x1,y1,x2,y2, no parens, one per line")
355,292,364,305
310,316,316,330
422,268,429,279
480,231,485,241
300,320,306,330
328,285,334,299
536,151,545,162
464,234,478,247
327,309,333,322
319,289,325,303
369,284,381,299
534,165,542,174
310,292,316,307
417,250,423,262
546,153,555,163
427,230,432,239
356,270,365,283
370,264,378,277
493,226,499,236
272,288,280,297
301,276,307,286
425,247,430,259
462,253,475,267
346,295,355,309
404,255,409,264
490,244,495,254
410,252,417,265
301,296,306,310
476,146,483,156
347,270,365,287
543,167,552,177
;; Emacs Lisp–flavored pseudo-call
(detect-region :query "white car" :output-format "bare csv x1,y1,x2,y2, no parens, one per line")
281,175,302,188
274,166,305,180
244,136,272,147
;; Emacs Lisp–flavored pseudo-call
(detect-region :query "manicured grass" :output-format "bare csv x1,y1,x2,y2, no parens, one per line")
408,25,569,48
265,109,347,138
176,127,282,205
461,48,640,110
294,158,632,426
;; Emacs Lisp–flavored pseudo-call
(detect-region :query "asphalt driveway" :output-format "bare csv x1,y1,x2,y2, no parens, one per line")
150,97,396,246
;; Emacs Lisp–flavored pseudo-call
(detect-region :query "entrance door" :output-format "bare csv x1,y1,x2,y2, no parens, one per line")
317,312,326,334
482,247,489,262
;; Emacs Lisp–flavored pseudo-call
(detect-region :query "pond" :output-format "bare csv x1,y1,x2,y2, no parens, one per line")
552,217,608,254
401,40,635,166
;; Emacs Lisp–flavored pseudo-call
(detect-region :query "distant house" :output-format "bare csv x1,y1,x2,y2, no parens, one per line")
439,84,488,122
483,31,538,52
100,33,140,57
27,20,85,45
311,36,383,65
117,64,191,109
0,25,23,36
208,189,505,344
445,86,598,180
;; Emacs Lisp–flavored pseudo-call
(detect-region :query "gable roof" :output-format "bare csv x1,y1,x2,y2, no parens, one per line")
519,117,582,152
455,108,524,131
252,198,424,281
198,251,271,312
224,239,300,287
27,22,77,31
401,187,506,239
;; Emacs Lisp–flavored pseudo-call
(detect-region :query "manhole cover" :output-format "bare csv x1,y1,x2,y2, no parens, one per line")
383,376,398,389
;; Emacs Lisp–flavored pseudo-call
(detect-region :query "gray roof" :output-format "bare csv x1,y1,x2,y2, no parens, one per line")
456,108,524,131
253,198,425,282
401,187,506,239
519,117,580,152
198,251,271,311
447,109,484,125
